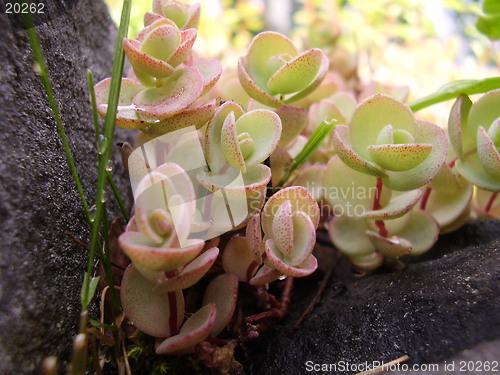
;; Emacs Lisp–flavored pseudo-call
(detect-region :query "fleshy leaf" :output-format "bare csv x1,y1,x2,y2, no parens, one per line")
94,78,148,129
249,265,282,286
222,236,259,282
276,105,309,148
395,210,439,255
119,232,204,272
267,49,325,95
143,99,217,137
221,112,246,171
327,216,374,256
205,101,245,172
196,164,271,196
331,125,387,177
422,181,473,228
456,153,500,192
246,31,297,86
477,126,500,179
383,120,448,191
292,164,326,201
271,200,294,256
286,211,316,266
237,58,284,108
190,58,223,95
133,66,203,118
121,264,185,338
154,247,219,293
367,143,432,172
156,303,216,354
468,89,500,141
140,24,180,64
349,252,384,271
124,38,175,78
324,156,391,217
202,274,238,336
362,190,422,220
366,231,412,257
168,28,197,68
261,186,320,238
245,214,264,263
264,240,318,277
448,94,473,160
350,94,416,160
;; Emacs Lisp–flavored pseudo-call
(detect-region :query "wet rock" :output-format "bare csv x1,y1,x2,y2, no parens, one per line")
0,1,132,373
246,220,500,375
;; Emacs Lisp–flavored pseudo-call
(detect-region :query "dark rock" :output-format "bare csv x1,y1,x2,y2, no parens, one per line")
246,220,500,375
0,1,132,373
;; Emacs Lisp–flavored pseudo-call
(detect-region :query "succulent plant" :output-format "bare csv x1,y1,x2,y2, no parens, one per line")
121,265,238,354
196,101,281,214
332,94,448,191
448,90,500,192
238,31,329,107
148,0,201,30
94,14,221,135
222,187,320,283
324,155,439,269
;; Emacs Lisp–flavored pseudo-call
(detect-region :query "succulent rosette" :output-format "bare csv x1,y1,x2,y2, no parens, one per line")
332,94,448,191
327,209,439,271
146,0,201,30
222,187,320,284
94,17,221,134
448,90,500,192
261,187,320,277
238,31,329,107
121,266,238,354
324,156,439,268
119,162,209,281
197,101,281,196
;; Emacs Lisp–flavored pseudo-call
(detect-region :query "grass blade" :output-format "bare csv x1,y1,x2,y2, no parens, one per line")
275,119,335,190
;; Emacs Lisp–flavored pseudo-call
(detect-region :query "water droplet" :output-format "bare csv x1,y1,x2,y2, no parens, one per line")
98,135,108,155
105,159,114,172
101,191,107,203
33,62,42,75
278,275,287,281
89,205,96,222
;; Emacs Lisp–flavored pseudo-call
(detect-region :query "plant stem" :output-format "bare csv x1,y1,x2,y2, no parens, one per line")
82,0,132,312
420,186,432,210
373,178,388,237
23,12,91,222
485,192,498,213
409,77,500,112
87,70,101,146
107,172,130,221
88,70,130,222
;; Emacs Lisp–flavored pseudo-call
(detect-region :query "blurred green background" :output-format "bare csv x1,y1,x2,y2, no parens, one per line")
103,0,499,122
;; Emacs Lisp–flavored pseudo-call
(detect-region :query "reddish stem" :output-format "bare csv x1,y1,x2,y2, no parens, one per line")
246,260,259,282
448,156,458,168
485,192,498,214
168,291,179,336
420,186,432,210
373,178,388,238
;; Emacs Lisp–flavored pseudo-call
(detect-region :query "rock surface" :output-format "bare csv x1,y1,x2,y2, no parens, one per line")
0,1,132,373
246,220,500,375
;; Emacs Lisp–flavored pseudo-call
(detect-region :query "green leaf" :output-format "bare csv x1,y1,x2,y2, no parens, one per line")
476,14,500,40
275,119,335,188
81,275,100,309
409,77,500,112
483,0,500,14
